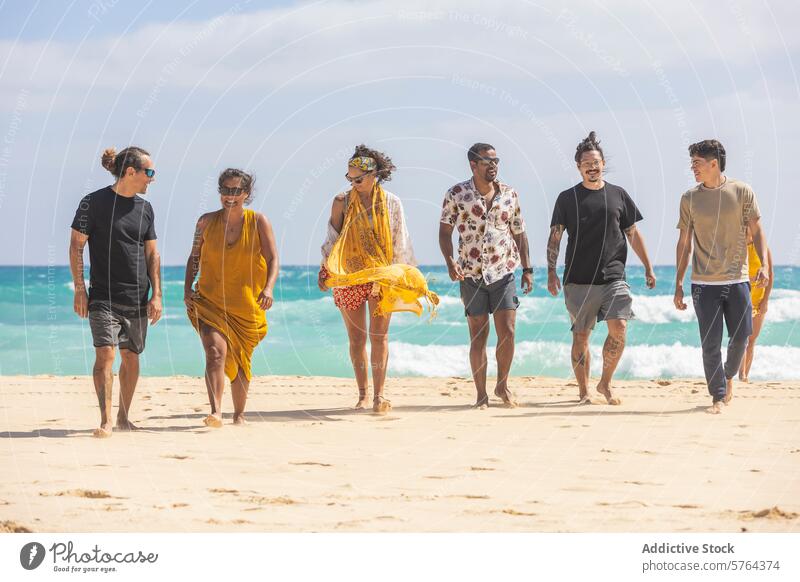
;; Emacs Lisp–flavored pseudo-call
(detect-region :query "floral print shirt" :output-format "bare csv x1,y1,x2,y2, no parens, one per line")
440,178,526,284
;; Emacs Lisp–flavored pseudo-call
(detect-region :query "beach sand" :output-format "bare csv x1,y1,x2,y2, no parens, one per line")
1,375,798,533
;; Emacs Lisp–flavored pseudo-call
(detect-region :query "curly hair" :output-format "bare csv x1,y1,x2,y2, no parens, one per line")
101,146,151,178
574,131,604,163
350,144,395,183
218,168,256,205
689,139,726,172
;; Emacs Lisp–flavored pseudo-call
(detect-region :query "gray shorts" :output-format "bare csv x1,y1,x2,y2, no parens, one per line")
564,280,634,332
88,301,148,354
460,273,519,317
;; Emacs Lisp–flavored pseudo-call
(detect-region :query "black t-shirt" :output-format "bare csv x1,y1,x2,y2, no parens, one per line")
71,186,157,306
550,182,642,285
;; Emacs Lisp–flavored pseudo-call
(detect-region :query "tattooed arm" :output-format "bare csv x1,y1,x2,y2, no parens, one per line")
546,225,564,296
69,229,89,318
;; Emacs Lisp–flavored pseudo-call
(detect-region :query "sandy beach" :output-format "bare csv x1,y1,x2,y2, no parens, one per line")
0,375,798,533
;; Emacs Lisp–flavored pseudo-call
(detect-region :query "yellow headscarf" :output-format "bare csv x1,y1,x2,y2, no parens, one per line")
325,182,438,317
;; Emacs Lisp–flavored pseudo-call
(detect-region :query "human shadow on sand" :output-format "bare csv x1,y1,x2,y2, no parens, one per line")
0,424,207,438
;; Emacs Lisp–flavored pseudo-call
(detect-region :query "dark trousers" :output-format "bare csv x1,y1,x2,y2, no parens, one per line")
691,282,752,402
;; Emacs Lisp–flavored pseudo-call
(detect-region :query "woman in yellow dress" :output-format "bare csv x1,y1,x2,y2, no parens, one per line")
184,169,279,427
738,230,774,382
318,145,438,413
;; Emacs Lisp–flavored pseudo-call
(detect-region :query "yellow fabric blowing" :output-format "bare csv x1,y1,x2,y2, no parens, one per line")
188,209,267,381
325,183,439,317
747,242,765,315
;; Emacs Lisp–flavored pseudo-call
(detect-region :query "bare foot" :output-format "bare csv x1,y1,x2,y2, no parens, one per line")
596,383,622,405
115,418,138,432
232,414,247,426
723,377,734,404
92,423,112,438
355,393,369,410
494,386,518,408
373,396,392,415
577,395,593,405
473,395,489,410
203,414,223,428
706,401,723,414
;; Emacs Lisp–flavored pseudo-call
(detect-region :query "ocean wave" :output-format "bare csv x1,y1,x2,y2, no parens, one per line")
388,340,800,380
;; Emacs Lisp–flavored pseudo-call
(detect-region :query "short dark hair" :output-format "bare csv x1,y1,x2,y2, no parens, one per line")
218,168,256,205
101,146,150,178
467,142,495,164
574,131,604,163
688,139,726,172
350,144,396,183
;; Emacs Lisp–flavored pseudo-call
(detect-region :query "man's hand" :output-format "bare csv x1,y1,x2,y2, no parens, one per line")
673,285,687,311
521,271,533,294
447,260,465,282
645,269,657,289
547,270,561,297
147,295,163,325
73,288,89,318
754,266,769,288
257,287,274,311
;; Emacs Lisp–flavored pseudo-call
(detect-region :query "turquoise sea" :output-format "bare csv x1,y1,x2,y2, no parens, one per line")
1,265,798,380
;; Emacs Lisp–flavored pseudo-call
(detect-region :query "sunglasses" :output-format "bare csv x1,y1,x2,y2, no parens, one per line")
477,157,500,166
345,171,374,185
219,186,247,196
139,168,156,178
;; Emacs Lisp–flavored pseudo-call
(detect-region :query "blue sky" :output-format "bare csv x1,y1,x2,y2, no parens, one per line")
1,0,798,266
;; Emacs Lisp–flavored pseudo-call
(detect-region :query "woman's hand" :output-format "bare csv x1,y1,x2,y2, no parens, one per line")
184,288,195,311
257,288,274,311
318,267,329,292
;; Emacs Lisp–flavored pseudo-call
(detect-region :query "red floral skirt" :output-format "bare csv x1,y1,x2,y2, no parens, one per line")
320,266,376,311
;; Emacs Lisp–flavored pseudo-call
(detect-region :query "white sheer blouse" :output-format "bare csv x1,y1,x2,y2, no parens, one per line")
320,190,417,267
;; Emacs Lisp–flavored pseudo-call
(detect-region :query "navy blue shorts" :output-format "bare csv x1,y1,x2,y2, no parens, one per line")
459,273,519,317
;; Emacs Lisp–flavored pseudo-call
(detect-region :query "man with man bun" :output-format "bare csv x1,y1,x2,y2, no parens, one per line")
547,132,656,405
69,146,162,437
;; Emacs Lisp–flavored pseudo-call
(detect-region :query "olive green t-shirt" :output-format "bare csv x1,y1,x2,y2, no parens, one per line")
676,178,761,283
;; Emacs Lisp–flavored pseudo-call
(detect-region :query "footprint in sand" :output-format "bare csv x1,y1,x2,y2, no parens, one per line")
290,461,333,467
171,503,189,508
655,380,672,386
739,507,799,520
208,488,239,495
162,454,192,460
672,504,700,509
424,475,458,480
246,495,297,505
42,489,115,499
0,520,32,533
469,466,495,472
498,509,537,516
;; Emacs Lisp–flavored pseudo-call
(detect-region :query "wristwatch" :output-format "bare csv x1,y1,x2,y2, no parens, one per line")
522,267,533,275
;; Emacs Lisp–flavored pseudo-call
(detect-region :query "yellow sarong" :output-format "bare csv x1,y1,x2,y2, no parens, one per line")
747,243,765,315
188,209,267,381
325,184,438,317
